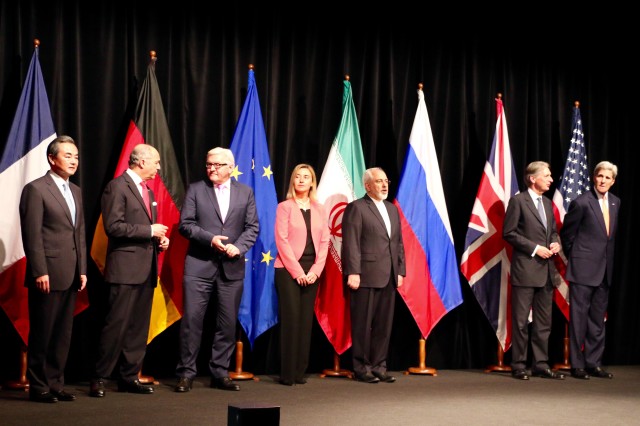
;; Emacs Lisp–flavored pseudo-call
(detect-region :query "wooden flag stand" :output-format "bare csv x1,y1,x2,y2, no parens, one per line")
229,328,257,381
404,338,437,376
319,351,352,379
484,341,511,373
4,344,29,391
137,367,158,385
553,322,571,370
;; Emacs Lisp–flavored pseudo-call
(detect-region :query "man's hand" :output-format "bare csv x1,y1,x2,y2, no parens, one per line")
347,274,360,290
212,235,228,251
35,275,50,294
79,275,88,291
151,223,168,238
158,236,170,251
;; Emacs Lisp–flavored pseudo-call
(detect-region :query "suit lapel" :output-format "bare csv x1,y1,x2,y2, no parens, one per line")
609,196,618,236
365,196,390,239
123,172,151,221
526,195,547,231
207,181,223,221
587,192,608,236
45,172,75,226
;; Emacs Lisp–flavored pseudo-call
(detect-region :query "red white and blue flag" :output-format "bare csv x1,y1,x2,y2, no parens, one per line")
551,103,589,320
460,96,519,351
0,43,88,345
394,87,462,339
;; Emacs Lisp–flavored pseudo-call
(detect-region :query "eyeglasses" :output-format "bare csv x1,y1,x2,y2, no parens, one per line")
206,162,228,169
374,179,391,184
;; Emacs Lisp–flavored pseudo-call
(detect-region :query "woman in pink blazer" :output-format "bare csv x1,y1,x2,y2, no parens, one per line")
274,164,330,385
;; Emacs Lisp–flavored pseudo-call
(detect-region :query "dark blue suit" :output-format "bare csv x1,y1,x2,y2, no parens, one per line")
561,189,620,369
176,178,258,379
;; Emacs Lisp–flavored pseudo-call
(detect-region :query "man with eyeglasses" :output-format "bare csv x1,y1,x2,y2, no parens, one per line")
341,167,405,384
174,147,258,392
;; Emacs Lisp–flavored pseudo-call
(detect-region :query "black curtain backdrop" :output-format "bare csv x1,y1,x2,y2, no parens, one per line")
1,3,638,381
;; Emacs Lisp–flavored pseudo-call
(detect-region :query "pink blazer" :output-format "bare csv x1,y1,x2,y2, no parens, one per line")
274,198,330,279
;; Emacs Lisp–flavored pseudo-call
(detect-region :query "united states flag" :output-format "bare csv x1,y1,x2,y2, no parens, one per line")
460,96,519,351
551,103,589,320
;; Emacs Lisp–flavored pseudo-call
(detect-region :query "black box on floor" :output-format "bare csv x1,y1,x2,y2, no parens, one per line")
228,403,280,426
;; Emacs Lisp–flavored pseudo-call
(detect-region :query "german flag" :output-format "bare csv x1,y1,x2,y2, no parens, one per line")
90,51,186,343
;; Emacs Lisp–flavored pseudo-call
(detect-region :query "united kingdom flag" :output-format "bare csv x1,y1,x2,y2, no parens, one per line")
460,96,519,351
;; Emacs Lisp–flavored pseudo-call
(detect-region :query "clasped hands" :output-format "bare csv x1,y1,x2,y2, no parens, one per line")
296,272,318,286
152,223,170,251
212,235,240,258
536,241,560,259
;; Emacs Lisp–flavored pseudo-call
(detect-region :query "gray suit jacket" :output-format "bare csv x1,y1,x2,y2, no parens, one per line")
503,191,559,287
341,194,406,288
179,178,259,281
101,171,158,285
561,189,619,287
20,171,86,290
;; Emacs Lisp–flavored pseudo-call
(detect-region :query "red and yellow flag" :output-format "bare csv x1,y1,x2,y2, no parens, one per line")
91,52,186,343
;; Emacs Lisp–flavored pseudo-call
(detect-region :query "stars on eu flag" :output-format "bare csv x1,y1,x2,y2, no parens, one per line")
261,250,274,266
230,165,243,181
262,165,273,180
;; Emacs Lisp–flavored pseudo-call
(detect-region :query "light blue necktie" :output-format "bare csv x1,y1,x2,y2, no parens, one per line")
63,182,76,225
536,196,546,229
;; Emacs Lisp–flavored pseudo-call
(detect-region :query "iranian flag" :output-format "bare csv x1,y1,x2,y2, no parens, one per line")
314,77,366,355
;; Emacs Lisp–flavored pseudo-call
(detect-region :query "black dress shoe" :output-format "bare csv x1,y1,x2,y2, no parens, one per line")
372,372,396,383
587,366,613,379
174,377,193,392
295,378,307,385
278,379,294,386
89,379,106,398
29,391,58,403
211,377,240,391
118,379,154,394
570,368,590,380
511,369,530,380
355,373,380,383
50,389,76,401
532,368,565,380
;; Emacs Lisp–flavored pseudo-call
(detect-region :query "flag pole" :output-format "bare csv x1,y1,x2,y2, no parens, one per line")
4,343,29,391
405,337,437,376
553,323,571,370
485,341,511,373
229,326,255,381
134,51,165,387
320,351,353,379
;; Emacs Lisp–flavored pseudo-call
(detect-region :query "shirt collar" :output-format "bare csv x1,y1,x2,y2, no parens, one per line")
126,168,144,186
49,170,69,187
527,188,541,201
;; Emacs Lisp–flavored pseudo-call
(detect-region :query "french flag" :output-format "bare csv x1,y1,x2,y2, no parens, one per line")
394,86,463,339
0,44,57,345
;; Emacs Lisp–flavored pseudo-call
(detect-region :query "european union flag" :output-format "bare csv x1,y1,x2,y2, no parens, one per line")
230,66,279,347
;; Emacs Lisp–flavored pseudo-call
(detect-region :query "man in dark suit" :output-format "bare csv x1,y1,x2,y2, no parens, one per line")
90,143,170,397
561,161,619,380
341,167,405,384
174,147,258,392
503,161,563,380
20,135,86,403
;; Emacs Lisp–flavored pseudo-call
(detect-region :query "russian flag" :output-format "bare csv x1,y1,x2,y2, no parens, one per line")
0,44,57,345
394,86,463,339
